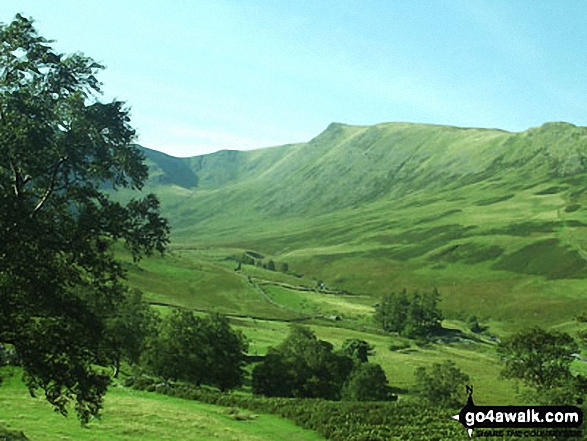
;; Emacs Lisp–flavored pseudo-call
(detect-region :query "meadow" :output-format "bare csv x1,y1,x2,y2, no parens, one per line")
0,371,324,441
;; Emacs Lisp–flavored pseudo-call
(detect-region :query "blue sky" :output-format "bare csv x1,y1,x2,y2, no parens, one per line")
2,1,587,156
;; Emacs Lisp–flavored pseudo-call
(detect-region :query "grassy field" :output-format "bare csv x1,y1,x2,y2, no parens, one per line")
0,371,324,441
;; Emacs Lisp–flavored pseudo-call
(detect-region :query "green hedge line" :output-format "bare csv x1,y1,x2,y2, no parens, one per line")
125,376,469,441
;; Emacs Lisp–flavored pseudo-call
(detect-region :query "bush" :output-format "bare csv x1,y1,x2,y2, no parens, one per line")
466,315,483,333
341,363,396,401
388,340,411,351
413,360,470,408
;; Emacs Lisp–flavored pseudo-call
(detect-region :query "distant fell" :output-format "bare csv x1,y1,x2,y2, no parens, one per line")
133,121,587,326
139,121,587,214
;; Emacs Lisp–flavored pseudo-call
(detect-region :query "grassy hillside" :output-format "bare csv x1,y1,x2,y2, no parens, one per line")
0,370,324,441
130,121,587,328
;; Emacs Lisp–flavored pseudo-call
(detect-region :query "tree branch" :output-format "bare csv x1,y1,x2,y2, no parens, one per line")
31,156,68,217
8,157,22,197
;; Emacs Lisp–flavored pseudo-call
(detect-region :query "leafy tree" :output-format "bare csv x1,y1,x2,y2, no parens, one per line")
281,262,289,272
251,350,299,398
340,339,374,363
497,328,579,393
201,313,248,391
267,259,276,271
403,289,443,339
375,289,443,339
374,289,409,333
0,15,169,423
252,325,353,400
146,309,207,385
146,310,247,390
413,360,470,408
341,363,394,401
100,289,159,378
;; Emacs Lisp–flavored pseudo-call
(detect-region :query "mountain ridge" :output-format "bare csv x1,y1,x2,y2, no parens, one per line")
138,120,587,215
128,120,587,325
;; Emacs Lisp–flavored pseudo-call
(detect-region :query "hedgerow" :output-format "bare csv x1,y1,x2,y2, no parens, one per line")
125,376,470,440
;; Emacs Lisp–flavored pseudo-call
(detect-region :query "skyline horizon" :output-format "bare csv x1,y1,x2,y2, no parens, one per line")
137,118,582,158
2,1,587,157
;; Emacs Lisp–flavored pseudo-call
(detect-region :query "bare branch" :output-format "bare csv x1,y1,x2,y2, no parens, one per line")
30,156,68,217
8,157,21,197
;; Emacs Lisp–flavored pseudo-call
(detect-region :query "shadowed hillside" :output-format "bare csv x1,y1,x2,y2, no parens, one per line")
133,121,587,326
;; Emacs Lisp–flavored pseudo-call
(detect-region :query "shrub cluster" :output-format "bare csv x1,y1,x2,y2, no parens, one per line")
238,252,288,272
251,326,394,402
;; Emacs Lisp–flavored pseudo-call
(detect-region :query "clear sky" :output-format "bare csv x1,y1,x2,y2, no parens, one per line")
1,1,587,157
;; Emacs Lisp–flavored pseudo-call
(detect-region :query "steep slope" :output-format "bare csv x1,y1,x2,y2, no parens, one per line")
141,121,587,216
133,121,587,326
140,148,199,188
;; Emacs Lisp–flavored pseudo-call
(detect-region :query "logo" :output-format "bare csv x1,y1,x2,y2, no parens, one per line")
452,386,584,438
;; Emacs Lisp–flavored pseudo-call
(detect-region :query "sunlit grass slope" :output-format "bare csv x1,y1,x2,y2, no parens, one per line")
129,121,587,327
0,370,324,441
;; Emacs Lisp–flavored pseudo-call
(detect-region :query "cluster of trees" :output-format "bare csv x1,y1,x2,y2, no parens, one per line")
252,325,394,402
374,289,443,339
79,294,249,392
411,327,587,409
145,310,248,391
238,252,288,272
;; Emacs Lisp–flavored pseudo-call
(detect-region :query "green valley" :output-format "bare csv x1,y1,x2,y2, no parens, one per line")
5,120,587,440
4,9,587,441
132,121,587,328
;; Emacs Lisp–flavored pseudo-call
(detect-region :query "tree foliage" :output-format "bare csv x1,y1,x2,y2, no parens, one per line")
100,289,159,378
0,15,169,423
340,338,374,364
146,310,248,391
375,289,443,339
497,327,578,389
201,313,249,391
341,363,394,401
252,325,393,402
413,360,470,408
252,325,353,399
374,289,409,333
